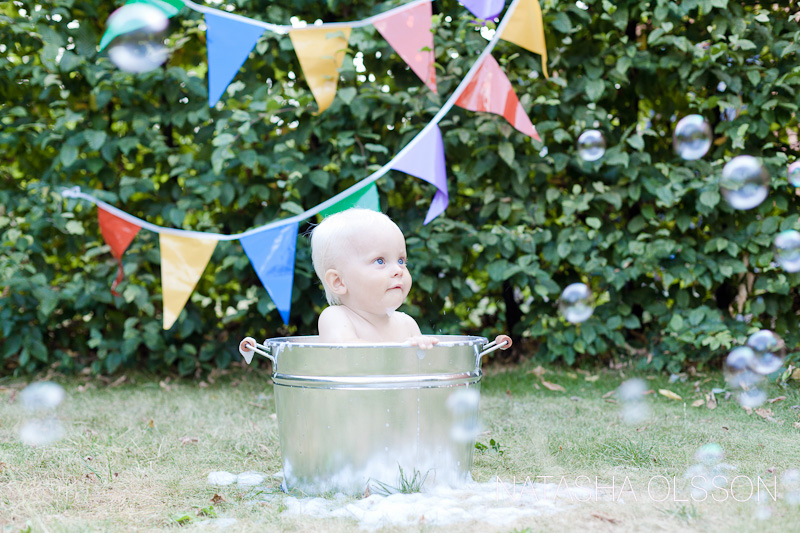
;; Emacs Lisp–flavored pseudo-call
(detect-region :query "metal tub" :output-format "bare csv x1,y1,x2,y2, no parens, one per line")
239,335,503,495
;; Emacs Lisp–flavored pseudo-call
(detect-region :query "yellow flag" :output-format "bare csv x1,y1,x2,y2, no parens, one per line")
159,233,218,330
500,0,549,79
289,27,352,113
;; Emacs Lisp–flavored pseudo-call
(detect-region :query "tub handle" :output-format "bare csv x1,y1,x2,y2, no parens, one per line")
477,335,513,359
238,337,275,365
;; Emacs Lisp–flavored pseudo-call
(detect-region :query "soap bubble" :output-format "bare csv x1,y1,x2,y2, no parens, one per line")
577,129,606,162
673,114,712,160
746,330,785,375
19,418,65,447
788,162,800,187
719,156,769,210
20,382,65,411
617,379,650,424
695,443,724,466
447,388,481,443
781,469,800,506
724,347,764,390
774,230,800,273
106,3,169,73
558,283,595,323
738,387,767,408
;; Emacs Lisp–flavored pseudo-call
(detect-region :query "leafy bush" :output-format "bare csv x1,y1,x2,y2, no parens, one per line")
1,0,798,375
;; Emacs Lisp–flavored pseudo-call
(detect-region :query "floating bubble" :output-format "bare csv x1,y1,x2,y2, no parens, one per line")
737,387,767,408
719,155,769,210
673,115,712,160
695,443,724,466
781,469,800,506
577,129,606,162
20,382,65,411
19,418,64,447
746,330,785,375
558,283,595,324
446,388,481,443
788,162,800,187
617,379,650,425
617,378,647,403
723,347,764,389
774,230,800,273
106,3,169,73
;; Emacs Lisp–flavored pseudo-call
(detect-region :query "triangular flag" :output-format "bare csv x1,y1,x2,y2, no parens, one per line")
99,0,183,51
320,183,380,218
500,0,548,78
289,27,352,113
240,223,298,325
391,125,448,224
205,12,266,107
373,1,437,93
98,207,141,296
159,233,218,329
460,0,505,20
455,54,540,140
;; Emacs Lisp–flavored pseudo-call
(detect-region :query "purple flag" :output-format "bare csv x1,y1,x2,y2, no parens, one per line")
205,12,265,107
391,125,449,224
460,0,505,20
240,222,298,324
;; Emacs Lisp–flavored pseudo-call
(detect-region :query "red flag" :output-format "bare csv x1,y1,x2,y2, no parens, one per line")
98,207,141,296
455,54,540,141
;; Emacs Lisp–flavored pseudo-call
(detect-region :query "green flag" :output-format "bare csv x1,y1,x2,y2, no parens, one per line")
319,183,380,218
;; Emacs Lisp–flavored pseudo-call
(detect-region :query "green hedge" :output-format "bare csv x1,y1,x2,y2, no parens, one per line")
1,0,799,376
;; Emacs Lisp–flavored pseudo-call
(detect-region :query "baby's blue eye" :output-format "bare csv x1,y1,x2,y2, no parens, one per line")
398,258,406,265
375,258,385,265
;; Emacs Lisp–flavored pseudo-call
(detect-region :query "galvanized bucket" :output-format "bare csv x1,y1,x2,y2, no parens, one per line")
238,335,509,495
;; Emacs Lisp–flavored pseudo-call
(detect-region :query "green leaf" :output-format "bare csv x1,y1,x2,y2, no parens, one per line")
498,142,515,167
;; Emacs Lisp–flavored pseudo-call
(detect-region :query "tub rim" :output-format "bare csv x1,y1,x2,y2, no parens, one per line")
262,334,489,349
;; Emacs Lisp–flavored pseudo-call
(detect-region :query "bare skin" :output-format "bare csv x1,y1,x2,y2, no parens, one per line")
317,218,438,349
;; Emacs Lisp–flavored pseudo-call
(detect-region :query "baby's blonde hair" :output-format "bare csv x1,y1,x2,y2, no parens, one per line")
310,208,399,305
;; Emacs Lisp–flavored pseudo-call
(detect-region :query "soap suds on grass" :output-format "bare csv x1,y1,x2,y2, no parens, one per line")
279,481,593,530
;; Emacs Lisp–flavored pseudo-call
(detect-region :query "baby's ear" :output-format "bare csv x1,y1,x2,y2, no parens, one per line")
325,269,347,295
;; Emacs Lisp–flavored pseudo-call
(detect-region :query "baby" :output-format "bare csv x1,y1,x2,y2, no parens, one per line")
310,208,438,348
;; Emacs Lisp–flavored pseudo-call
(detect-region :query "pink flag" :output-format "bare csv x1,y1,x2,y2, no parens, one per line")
373,1,437,93
391,125,448,224
455,54,540,141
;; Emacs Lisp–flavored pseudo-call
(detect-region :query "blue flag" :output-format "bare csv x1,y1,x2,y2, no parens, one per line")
205,12,265,107
240,223,298,324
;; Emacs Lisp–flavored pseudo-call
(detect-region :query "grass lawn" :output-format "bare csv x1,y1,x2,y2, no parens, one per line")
2,361,800,532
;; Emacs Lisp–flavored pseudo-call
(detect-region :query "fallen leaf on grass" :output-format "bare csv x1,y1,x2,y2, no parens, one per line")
541,380,566,392
691,399,705,407
527,365,546,377
605,399,618,404
754,408,780,423
794,422,800,430
109,375,127,387
706,392,717,410
179,436,199,445
210,493,226,504
591,513,620,524
602,390,616,399
584,375,599,382
792,368,800,380
767,396,787,404
659,389,682,401
721,426,729,431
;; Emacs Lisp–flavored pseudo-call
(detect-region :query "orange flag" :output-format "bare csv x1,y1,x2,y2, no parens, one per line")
159,233,218,330
455,54,540,141
289,27,352,113
500,0,548,79
97,207,141,296
373,1,437,93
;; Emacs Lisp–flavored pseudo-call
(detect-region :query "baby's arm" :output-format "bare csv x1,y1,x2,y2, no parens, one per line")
318,306,359,343
400,313,439,350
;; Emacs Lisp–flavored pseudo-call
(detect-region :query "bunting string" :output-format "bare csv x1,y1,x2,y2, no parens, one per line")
72,0,547,327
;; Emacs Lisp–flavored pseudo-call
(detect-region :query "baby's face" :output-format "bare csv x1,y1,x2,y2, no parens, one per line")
334,222,412,316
